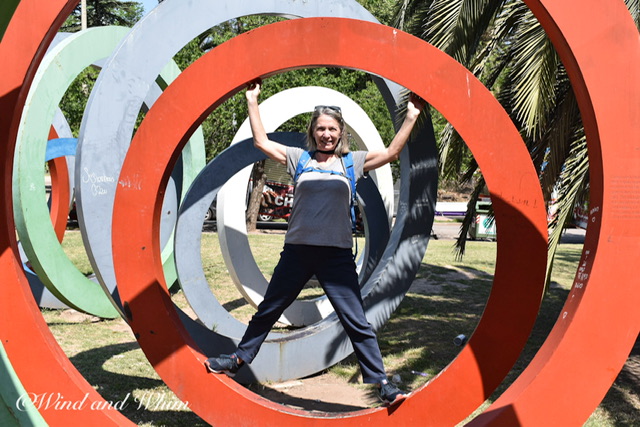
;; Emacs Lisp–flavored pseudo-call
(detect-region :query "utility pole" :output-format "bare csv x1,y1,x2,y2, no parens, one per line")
81,0,87,30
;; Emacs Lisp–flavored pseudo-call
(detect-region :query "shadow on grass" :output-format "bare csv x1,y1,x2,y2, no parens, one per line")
222,296,250,313
61,252,637,422
597,334,640,426
70,342,208,426
375,261,639,423
376,262,572,398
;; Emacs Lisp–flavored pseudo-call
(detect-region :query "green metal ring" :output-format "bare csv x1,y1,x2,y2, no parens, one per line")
0,342,46,426
12,26,205,318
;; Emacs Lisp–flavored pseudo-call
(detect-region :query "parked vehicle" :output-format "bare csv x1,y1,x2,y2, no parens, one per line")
259,181,294,221
204,180,293,223
204,203,216,222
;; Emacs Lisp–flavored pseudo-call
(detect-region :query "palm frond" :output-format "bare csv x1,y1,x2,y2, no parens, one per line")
424,0,506,67
545,134,589,287
454,176,486,259
470,0,528,81
422,0,463,49
535,81,582,199
393,0,435,34
625,0,640,29
506,13,560,140
438,123,472,179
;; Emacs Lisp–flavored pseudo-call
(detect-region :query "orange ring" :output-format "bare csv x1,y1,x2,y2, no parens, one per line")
113,17,546,425
0,0,133,424
471,1,640,424
46,127,70,242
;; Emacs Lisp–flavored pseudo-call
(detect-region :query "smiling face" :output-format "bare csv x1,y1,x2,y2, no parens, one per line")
306,107,347,154
313,114,343,151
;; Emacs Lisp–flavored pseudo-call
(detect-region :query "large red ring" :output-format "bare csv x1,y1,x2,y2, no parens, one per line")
1,1,637,425
113,17,547,425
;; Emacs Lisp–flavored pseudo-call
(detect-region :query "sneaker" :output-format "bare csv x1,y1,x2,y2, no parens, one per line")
205,354,243,377
378,381,407,406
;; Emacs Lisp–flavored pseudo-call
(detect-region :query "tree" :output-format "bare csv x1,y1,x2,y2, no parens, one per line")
57,5,416,230
171,14,398,230
393,0,639,283
61,0,143,32
58,1,144,136
59,67,101,137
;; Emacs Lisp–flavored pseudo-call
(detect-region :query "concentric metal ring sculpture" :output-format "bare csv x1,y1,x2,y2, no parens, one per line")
13,26,133,318
1,2,133,423
113,17,546,424
173,130,398,383
12,24,206,318
212,86,395,327
1,0,638,425
75,0,404,319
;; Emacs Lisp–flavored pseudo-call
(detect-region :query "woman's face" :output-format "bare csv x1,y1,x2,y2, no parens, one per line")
313,114,342,152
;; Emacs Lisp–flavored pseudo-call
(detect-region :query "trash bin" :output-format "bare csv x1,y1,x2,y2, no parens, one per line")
469,200,496,239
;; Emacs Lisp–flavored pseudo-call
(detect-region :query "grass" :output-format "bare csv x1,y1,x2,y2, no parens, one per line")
45,229,638,425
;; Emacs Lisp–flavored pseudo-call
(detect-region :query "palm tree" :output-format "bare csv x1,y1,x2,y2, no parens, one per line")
393,0,639,282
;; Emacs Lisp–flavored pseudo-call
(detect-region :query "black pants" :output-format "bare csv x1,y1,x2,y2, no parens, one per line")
235,244,387,383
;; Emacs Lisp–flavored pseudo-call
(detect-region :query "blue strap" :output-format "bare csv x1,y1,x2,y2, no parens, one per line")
341,152,358,230
293,150,313,182
294,151,357,232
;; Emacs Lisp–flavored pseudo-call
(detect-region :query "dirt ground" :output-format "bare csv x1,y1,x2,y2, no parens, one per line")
246,373,377,412
240,282,640,416
62,276,640,418
59,249,639,420
250,348,640,415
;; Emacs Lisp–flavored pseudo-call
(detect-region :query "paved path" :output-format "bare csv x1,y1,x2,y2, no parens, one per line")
431,219,586,244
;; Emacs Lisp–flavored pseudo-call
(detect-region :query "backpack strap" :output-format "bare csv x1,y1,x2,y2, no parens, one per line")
294,150,313,183
293,151,358,232
340,153,358,232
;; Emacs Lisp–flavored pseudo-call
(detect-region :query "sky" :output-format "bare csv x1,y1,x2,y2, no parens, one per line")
139,0,159,16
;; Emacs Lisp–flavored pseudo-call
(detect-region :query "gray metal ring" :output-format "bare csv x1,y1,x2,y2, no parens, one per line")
76,0,403,317
175,131,390,332
172,121,437,383
81,0,436,382
214,86,394,326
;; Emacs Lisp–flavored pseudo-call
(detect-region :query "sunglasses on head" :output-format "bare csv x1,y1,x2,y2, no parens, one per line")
314,105,342,114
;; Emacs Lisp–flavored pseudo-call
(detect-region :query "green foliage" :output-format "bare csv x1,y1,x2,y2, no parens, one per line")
392,0,640,270
191,67,396,162
57,2,144,135
59,66,101,137
57,4,406,161
357,0,398,25
61,0,143,32
170,15,398,162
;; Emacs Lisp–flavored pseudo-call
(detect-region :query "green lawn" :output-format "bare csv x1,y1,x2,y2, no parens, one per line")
40,230,638,425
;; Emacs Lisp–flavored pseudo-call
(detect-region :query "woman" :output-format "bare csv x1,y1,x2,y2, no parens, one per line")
206,81,424,406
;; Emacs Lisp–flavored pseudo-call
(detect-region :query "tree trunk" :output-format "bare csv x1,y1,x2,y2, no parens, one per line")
246,160,266,232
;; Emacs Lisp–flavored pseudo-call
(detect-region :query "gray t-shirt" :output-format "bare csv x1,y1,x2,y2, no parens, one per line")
285,147,367,248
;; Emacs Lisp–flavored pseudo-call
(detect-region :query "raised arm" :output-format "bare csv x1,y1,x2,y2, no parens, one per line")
363,94,425,172
246,81,287,165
